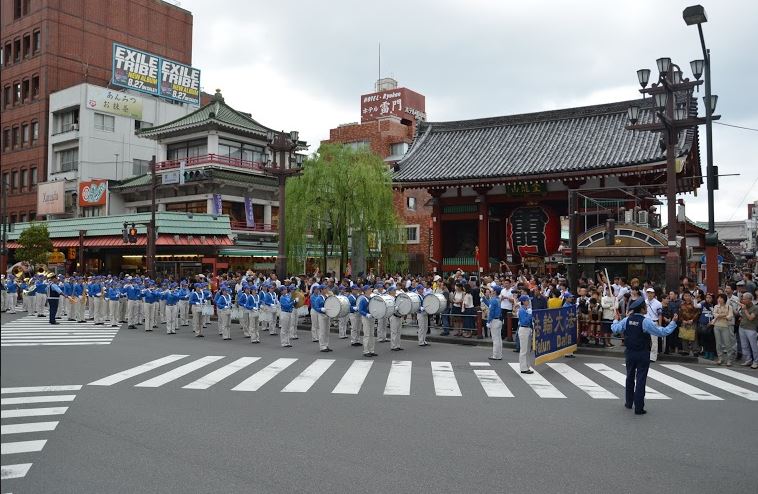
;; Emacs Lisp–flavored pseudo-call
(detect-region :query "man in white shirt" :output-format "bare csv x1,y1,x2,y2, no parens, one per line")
616,278,630,302
644,288,663,362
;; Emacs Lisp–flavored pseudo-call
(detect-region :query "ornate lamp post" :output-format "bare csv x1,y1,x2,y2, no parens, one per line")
626,57,719,293
264,130,303,280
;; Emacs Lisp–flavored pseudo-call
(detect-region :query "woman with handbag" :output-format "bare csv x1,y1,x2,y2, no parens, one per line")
697,292,716,361
678,291,701,357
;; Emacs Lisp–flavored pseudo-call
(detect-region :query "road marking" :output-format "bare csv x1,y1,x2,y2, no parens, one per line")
547,363,617,399
469,362,491,367
0,407,68,419
0,463,32,479
1,422,58,435
89,355,189,386
332,360,373,394
508,363,566,398
1,385,81,394
662,364,758,401
0,395,76,406
384,361,412,396
584,363,669,399
135,356,224,388
2,342,112,346
232,358,298,391
1,440,47,455
473,369,514,397
707,367,758,387
431,361,462,396
645,369,722,401
182,357,260,390
282,359,336,393
1,331,118,334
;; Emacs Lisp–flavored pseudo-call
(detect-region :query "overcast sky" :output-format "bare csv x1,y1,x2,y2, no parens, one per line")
181,0,758,222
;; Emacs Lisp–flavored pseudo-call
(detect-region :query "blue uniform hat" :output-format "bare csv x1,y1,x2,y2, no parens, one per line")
194,283,203,288
416,284,425,291
280,285,289,292
388,286,396,293
629,297,646,311
363,285,373,291
312,284,321,290
374,283,383,289
288,284,297,291
518,295,530,302
250,285,258,291
563,292,574,299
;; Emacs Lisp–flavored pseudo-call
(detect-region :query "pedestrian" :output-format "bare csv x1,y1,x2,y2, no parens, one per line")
712,293,736,366
611,297,678,415
517,295,535,374
736,293,758,368
487,286,503,360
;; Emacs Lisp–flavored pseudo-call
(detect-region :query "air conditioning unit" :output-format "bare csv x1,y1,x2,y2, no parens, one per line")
72,123,79,131
637,210,649,226
624,210,634,224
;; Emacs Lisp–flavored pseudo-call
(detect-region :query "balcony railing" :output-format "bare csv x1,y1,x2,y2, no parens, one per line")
155,154,267,173
230,221,278,233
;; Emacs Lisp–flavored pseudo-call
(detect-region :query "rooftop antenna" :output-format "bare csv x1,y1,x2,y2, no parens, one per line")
377,42,381,91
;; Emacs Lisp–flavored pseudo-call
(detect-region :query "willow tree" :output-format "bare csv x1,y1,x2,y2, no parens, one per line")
285,143,406,276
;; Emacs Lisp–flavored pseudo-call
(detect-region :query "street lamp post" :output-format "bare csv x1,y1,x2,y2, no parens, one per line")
684,4,719,293
626,57,719,293
264,131,302,280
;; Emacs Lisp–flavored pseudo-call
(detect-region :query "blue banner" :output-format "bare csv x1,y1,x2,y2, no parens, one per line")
212,194,222,216
532,306,578,365
244,197,255,228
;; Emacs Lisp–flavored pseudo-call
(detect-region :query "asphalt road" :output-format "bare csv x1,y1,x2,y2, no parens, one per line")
1,310,755,494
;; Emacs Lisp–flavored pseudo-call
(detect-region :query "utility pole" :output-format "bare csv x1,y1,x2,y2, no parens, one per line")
78,230,86,274
0,176,8,272
148,155,157,278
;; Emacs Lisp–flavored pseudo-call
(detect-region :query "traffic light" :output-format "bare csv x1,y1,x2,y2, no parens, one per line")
122,222,129,243
128,224,138,244
183,169,210,182
604,219,616,246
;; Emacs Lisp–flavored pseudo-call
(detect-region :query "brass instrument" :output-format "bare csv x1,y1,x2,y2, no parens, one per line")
292,290,306,309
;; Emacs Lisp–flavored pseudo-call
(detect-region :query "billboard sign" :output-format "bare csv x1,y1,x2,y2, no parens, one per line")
37,182,66,215
112,43,201,105
87,85,143,119
360,87,426,123
78,180,108,207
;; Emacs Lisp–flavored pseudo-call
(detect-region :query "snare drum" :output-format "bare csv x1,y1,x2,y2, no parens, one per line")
324,295,350,318
422,293,448,315
368,294,396,319
395,292,422,316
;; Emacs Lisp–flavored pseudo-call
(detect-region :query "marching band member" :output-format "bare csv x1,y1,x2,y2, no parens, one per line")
388,286,404,351
310,284,322,342
215,285,233,340
238,284,251,337
62,276,73,320
189,283,205,337
86,276,95,320
142,281,158,332
288,284,299,340
5,275,18,314
202,283,212,328
375,283,389,343
107,281,121,327
165,284,179,334
35,275,47,317
246,284,261,343
71,277,84,323
486,286,503,360
269,282,280,335
336,286,349,339
0,275,6,312
118,279,129,323
517,295,535,374
158,282,168,324
89,277,106,325
416,284,430,347
19,277,29,313
279,285,294,347
311,284,332,352
358,285,377,357
126,278,142,329
348,285,362,347
22,277,34,313
178,280,190,327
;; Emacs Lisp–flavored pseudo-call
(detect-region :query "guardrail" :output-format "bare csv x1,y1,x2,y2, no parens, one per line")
155,154,267,173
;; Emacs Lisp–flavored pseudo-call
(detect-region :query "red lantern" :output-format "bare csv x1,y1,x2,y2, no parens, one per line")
506,206,561,258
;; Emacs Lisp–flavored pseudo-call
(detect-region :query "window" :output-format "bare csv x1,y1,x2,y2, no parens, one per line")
32,30,40,53
2,129,9,151
28,211,35,221
167,139,207,160
31,121,39,143
405,225,420,244
166,201,208,214
56,148,78,172
2,173,8,189
54,108,79,133
13,82,21,104
390,142,409,156
0,45,3,66
31,75,39,98
30,167,37,185
13,0,21,18
21,78,29,101
13,39,20,62
218,138,265,162
94,112,115,132
22,123,29,145
9,214,16,224
406,196,416,211
132,158,150,175
19,213,26,223
22,34,30,58
345,140,370,151
2,86,9,108
82,207,102,217
134,120,153,130
11,171,19,190
12,126,20,147
3,43,10,65
20,169,28,190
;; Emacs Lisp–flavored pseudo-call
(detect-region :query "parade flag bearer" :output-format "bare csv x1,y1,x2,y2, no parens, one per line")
612,297,677,415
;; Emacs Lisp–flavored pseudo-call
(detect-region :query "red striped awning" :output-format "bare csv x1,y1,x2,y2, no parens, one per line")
7,235,233,249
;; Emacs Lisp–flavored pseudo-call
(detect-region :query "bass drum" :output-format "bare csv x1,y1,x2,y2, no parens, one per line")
324,295,350,318
368,294,396,319
422,293,448,315
395,292,422,316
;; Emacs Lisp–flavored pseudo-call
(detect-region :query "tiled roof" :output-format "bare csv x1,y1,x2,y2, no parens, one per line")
110,168,277,191
393,98,698,184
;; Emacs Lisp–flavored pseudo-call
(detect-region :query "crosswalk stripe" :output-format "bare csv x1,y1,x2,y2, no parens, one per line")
135,356,224,388
508,363,565,398
661,364,758,401
231,358,298,391
1,422,58,435
0,395,76,406
584,363,669,399
282,359,336,393
2,336,115,340
1,386,81,394
182,357,260,390
1,330,118,333
431,361,462,396
1,440,47,455
707,368,758,387
547,363,617,399
473,369,514,397
384,360,412,396
469,362,491,367
645,369,722,401
0,407,68,419
89,355,189,386
2,342,112,346
332,360,373,394
0,462,32,479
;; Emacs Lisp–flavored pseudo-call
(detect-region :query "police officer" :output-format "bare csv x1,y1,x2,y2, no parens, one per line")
611,297,678,415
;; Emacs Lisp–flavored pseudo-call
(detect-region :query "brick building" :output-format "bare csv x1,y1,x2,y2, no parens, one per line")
325,78,433,273
1,0,194,269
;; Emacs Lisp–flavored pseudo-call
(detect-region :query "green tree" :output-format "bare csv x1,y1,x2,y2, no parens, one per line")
285,143,407,276
15,222,54,267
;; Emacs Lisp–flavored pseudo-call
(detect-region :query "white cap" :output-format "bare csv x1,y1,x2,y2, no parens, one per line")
645,287,655,293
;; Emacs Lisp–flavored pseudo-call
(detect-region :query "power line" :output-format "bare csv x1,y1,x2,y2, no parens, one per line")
714,121,758,132
727,176,758,221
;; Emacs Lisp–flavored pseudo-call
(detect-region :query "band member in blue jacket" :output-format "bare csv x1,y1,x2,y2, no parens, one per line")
487,286,503,360
126,280,143,329
165,284,180,334
215,285,233,340
517,295,535,374
347,285,362,346
5,276,18,314
358,285,377,357
612,297,678,415
189,283,205,337
35,276,47,317
107,282,121,327
311,285,331,352
245,285,261,343
279,285,294,348
178,281,190,327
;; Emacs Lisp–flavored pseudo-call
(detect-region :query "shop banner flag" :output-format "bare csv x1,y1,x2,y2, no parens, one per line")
244,197,255,227
213,194,222,216
532,306,578,365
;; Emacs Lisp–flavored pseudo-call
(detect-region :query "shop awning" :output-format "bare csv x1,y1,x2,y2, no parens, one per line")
7,234,233,249
218,249,278,257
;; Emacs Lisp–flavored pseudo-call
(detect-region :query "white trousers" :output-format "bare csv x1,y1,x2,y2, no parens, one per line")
290,310,298,339
191,305,203,335
417,312,428,345
108,299,120,326
74,297,85,322
166,304,178,333
6,293,16,313
240,309,250,336
159,300,167,323
248,312,260,342
93,297,106,324
518,326,534,371
36,294,47,316
390,315,402,349
362,316,376,354
317,312,330,350
310,308,319,341
88,296,94,319
143,302,155,331
650,334,659,362
179,300,189,326
218,308,231,338
490,319,503,359
119,297,128,322
127,300,140,327
280,311,291,346
349,312,361,344
377,317,388,341
338,315,349,338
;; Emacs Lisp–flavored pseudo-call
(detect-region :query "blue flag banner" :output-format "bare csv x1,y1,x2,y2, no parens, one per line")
532,306,578,365
244,196,255,228
212,193,222,216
